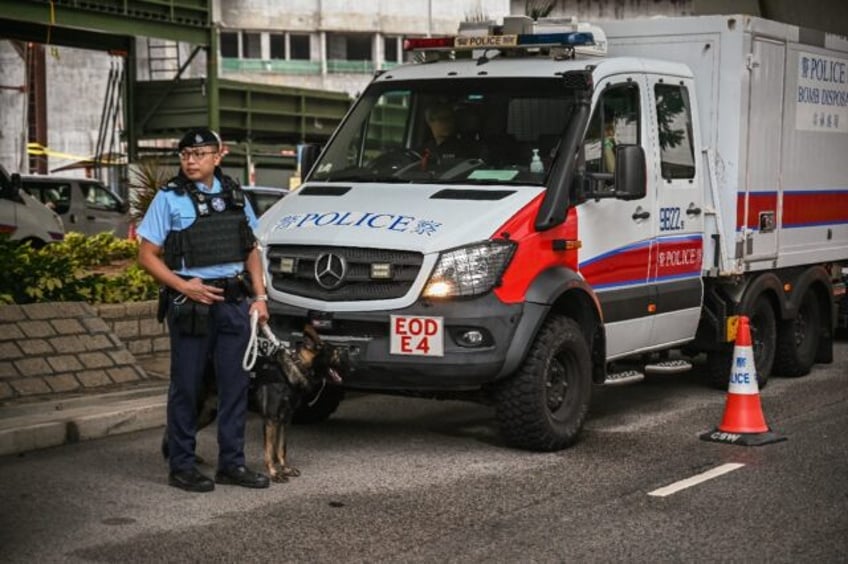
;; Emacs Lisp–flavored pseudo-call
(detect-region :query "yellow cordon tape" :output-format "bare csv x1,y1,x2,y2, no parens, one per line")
26,143,124,164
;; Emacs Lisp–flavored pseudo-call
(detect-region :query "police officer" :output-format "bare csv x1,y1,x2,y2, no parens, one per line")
421,102,465,160
137,128,270,492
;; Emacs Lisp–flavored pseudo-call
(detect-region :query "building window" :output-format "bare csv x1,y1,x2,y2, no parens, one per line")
270,33,285,60
220,31,238,58
290,34,310,60
346,34,372,61
242,31,261,59
384,36,399,63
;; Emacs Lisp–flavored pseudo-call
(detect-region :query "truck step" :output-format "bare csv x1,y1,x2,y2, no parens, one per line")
603,369,645,386
644,359,693,374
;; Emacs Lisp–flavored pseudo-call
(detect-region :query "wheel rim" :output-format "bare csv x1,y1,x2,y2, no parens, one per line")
545,349,577,419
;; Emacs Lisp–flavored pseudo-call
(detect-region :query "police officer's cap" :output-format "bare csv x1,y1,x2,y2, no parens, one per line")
178,128,222,151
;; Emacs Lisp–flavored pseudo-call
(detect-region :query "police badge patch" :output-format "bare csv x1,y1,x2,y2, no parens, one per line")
211,197,227,212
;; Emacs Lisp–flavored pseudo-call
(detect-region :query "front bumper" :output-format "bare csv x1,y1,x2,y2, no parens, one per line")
267,294,546,392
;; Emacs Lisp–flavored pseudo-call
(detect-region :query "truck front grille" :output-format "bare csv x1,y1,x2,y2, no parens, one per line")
266,245,424,301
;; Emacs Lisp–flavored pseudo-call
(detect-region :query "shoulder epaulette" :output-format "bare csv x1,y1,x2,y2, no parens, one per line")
162,176,192,195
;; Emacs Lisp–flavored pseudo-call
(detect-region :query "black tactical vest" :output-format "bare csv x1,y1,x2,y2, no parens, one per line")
163,173,256,270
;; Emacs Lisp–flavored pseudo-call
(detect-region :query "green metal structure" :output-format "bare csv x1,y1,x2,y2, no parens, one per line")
0,0,351,169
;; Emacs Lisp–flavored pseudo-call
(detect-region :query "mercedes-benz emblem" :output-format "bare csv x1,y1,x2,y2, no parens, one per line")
314,253,347,289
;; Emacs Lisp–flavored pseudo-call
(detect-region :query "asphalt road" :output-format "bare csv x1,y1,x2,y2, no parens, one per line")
1,338,846,563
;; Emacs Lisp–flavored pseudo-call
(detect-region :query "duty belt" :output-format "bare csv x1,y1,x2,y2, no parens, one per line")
177,273,250,302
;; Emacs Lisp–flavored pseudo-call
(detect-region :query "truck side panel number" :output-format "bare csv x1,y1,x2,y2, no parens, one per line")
659,207,684,231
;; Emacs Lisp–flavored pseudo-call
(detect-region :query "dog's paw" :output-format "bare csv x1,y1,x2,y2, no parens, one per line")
281,465,301,478
270,473,289,483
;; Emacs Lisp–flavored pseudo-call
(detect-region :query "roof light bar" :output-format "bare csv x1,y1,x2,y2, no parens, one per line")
517,32,594,47
403,32,595,52
403,37,455,51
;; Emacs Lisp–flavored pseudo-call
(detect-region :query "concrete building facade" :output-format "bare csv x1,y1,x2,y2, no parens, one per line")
216,0,511,95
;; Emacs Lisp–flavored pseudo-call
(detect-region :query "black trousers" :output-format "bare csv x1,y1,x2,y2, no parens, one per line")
166,300,250,472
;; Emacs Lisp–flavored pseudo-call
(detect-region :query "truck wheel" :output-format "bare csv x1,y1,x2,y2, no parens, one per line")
293,386,344,424
20,237,47,249
707,296,776,390
775,288,820,377
493,315,592,451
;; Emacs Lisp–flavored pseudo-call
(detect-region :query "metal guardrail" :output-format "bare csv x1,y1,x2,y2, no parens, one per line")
223,58,381,75
222,58,322,75
326,59,375,73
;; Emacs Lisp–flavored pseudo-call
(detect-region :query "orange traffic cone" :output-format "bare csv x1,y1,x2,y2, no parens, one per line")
700,316,786,446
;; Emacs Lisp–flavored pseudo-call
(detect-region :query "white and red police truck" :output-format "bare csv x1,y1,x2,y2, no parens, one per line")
257,14,848,451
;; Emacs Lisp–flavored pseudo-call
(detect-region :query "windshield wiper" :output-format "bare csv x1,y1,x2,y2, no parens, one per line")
321,172,410,183
461,178,543,186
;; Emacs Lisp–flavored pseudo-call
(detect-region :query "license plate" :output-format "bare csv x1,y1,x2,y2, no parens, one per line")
390,315,444,357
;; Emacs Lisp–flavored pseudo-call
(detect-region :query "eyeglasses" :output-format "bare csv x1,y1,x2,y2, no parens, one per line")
178,149,218,161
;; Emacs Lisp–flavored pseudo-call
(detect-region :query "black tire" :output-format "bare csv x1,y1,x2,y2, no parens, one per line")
706,345,734,390
493,316,592,452
20,237,46,249
775,288,820,377
707,295,776,390
292,385,344,424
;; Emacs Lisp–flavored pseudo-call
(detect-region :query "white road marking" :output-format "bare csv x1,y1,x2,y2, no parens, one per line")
648,463,746,497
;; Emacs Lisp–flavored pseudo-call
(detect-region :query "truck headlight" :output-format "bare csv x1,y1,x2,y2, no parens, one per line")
422,241,516,298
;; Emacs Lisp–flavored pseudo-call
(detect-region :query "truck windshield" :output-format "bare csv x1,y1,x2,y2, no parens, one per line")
310,77,576,186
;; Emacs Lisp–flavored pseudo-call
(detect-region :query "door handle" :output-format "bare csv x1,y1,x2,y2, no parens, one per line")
632,207,650,221
86,215,96,220
686,204,702,216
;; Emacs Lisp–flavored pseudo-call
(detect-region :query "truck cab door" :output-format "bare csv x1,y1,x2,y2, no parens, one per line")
646,75,705,347
577,75,656,359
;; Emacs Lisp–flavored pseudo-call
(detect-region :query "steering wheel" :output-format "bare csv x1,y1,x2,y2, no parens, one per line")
366,149,423,174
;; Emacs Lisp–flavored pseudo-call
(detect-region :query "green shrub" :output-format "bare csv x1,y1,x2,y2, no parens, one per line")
0,232,157,305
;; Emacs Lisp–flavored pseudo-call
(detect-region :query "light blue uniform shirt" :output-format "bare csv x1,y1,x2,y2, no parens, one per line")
137,176,259,279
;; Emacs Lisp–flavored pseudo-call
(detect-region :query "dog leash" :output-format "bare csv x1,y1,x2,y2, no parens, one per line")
242,309,286,372
242,310,262,371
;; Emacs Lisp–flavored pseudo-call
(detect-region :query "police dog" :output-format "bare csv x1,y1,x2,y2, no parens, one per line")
161,324,347,483
252,323,346,482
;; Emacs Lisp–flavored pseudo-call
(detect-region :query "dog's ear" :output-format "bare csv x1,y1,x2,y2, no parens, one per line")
302,323,323,350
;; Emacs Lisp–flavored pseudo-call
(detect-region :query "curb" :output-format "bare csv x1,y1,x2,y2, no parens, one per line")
0,384,168,457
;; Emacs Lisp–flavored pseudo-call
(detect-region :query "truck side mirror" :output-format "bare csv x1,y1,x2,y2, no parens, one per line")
10,172,22,194
299,143,322,182
614,144,646,200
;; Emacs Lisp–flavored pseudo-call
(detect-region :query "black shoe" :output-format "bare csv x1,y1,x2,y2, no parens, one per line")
169,468,215,493
215,465,270,489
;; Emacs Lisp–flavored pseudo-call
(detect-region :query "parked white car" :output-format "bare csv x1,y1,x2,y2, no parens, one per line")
21,174,130,237
0,164,65,247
